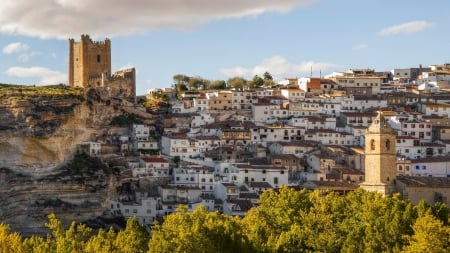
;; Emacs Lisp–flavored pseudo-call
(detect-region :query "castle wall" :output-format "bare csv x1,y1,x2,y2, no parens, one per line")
68,35,136,102
68,35,111,88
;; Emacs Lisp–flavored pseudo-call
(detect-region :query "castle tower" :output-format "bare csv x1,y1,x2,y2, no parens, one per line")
360,112,397,195
68,34,111,88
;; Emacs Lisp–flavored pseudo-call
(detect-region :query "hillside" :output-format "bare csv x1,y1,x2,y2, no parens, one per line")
0,84,147,235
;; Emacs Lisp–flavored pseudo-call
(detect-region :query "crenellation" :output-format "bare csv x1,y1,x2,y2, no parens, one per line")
68,34,135,103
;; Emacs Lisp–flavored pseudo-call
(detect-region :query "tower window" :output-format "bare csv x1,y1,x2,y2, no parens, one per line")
97,55,101,62
385,139,390,151
370,139,375,150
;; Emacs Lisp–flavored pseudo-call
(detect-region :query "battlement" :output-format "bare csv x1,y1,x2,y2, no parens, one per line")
68,34,136,102
78,34,110,45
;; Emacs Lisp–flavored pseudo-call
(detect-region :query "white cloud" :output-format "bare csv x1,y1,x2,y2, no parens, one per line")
220,56,339,79
18,51,41,62
0,0,315,39
6,66,67,85
378,21,435,36
353,44,368,50
2,42,29,54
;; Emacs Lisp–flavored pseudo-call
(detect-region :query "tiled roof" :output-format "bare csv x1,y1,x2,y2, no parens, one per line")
410,155,450,163
141,157,168,163
396,175,450,187
248,181,273,188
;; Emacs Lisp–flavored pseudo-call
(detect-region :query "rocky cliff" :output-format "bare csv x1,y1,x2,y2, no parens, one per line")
0,84,133,235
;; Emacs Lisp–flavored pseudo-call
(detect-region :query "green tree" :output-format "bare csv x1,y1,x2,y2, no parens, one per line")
262,72,275,87
207,80,227,90
402,214,450,253
149,205,253,253
227,77,247,90
251,75,264,88
242,186,312,252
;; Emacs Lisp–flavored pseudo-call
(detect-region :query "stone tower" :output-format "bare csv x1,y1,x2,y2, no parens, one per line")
68,34,111,88
360,112,397,195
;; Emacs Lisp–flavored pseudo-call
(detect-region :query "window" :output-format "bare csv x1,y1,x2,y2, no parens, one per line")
97,54,101,62
274,177,278,184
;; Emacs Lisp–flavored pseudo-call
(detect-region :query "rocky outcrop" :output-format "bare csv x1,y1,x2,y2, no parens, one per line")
0,85,138,235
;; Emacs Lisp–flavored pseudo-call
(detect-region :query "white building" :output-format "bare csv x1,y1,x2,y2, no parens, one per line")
109,197,158,226
408,156,450,177
280,88,305,102
233,163,288,188
252,103,280,124
132,124,150,141
133,156,170,177
173,166,216,192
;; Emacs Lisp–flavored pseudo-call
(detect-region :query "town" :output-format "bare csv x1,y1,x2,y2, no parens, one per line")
68,35,450,228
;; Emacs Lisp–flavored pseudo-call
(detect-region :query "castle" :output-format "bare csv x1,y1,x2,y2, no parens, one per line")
361,112,450,204
68,34,136,102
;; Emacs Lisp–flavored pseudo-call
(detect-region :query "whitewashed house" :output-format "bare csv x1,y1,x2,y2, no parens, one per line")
280,88,305,102
133,156,170,177
408,156,450,177
252,103,280,124
173,166,215,192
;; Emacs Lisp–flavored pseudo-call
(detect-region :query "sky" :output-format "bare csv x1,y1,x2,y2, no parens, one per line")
0,0,449,95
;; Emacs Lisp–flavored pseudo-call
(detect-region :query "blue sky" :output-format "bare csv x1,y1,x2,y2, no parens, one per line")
0,0,449,95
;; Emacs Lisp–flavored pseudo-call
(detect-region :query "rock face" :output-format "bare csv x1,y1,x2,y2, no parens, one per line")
0,85,127,235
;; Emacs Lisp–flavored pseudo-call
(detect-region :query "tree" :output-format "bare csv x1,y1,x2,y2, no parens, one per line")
227,77,247,90
263,71,275,87
85,227,118,253
250,75,263,88
402,214,450,253
207,80,227,90
149,205,254,253
40,213,93,253
114,217,149,253
0,223,24,253
188,77,206,90
263,71,273,81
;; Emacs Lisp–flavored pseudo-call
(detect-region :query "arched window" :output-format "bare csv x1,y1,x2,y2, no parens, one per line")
385,139,390,151
370,139,375,150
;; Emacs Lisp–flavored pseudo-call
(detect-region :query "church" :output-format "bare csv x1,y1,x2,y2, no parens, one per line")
360,112,450,205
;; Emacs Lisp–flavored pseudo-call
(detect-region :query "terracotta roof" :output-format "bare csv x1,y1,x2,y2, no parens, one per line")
141,157,168,163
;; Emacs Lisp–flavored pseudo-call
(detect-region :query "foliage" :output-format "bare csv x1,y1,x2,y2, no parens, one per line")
110,113,140,126
0,84,83,99
149,205,254,253
0,190,449,253
227,77,248,89
66,152,118,176
402,214,450,253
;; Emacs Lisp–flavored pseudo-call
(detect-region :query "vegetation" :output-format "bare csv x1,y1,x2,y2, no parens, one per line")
110,114,141,126
0,188,449,252
0,83,83,99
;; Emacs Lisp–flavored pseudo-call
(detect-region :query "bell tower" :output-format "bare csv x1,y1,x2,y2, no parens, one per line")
360,112,397,195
